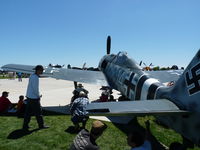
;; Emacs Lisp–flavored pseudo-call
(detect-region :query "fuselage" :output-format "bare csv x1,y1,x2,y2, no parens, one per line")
98,52,200,145
99,52,163,101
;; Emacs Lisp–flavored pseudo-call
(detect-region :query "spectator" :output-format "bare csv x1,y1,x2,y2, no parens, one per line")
0,91,12,113
109,94,115,101
76,84,89,95
99,91,109,102
70,91,89,131
71,83,89,104
17,95,27,117
127,121,152,150
17,72,22,82
22,65,49,130
70,120,107,150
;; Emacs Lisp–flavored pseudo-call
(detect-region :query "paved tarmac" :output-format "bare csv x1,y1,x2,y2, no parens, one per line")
0,77,119,106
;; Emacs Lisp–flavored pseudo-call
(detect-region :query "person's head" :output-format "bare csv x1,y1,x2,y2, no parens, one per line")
77,84,83,88
79,91,87,98
127,131,145,148
34,65,44,75
101,91,108,96
90,120,107,140
169,142,186,150
2,91,9,97
19,95,24,101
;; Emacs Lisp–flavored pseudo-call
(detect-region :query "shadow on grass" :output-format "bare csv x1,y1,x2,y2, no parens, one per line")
7,128,40,139
65,126,81,134
112,117,167,150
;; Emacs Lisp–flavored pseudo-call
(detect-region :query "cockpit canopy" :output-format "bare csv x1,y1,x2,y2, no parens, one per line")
114,52,140,69
99,52,141,70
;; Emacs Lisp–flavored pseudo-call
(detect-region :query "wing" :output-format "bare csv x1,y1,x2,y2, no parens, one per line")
145,70,183,83
50,68,108,86
86,99,188,116
36,100,188,124
1,64,108,86
2,64,36,74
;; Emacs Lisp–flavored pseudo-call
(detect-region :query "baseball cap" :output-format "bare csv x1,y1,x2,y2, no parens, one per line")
77,84,83,87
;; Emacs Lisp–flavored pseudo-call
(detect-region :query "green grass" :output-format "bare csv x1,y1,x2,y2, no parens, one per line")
0,76,8,79
0,115,199,150
0,115,129,150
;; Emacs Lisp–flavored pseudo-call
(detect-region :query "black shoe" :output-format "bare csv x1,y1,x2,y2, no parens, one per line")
39,125,49,129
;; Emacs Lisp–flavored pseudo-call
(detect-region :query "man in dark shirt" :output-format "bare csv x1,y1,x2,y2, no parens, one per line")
0,91,12,113
70,120,107,150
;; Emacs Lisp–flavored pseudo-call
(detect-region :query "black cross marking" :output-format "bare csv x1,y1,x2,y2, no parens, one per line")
185,63,200,95
123,72,135,98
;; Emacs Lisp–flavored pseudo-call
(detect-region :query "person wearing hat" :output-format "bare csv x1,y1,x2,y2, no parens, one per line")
0,91,12,113
70,120,107,150
22,65,48,130
76,84,88,93
70,91,89,131
71,83,89,104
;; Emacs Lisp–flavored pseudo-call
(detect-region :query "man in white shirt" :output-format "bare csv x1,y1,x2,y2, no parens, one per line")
23,65,48,130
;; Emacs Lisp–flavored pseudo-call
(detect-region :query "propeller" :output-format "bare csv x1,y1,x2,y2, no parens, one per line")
107,36,111,54
139,61,142,66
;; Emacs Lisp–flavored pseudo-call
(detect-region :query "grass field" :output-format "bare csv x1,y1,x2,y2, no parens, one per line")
0,115,199,150
0,76,7,79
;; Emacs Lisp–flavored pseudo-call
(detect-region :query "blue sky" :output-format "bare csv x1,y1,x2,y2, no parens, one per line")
0,0,200,69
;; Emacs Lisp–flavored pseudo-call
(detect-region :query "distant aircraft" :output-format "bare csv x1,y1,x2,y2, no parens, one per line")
142,62,154,71
2,36,200,146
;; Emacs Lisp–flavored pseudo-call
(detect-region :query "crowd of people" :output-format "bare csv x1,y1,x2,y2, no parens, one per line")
0,65,188,150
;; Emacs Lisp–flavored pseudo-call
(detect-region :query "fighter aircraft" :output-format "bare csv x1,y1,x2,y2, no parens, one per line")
2,36,200,146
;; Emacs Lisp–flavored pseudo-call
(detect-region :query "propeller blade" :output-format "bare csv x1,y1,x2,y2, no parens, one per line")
107,36,111,54
139,61,142,66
